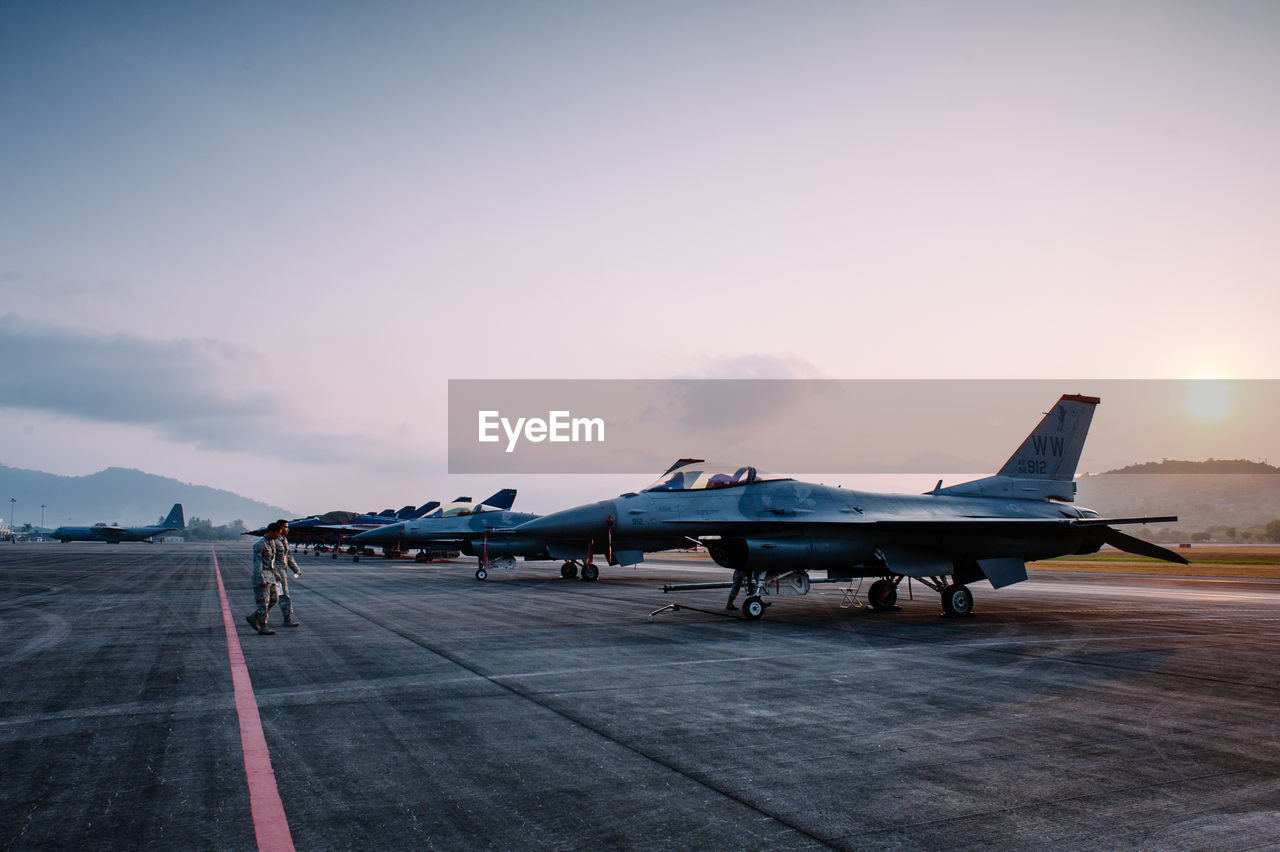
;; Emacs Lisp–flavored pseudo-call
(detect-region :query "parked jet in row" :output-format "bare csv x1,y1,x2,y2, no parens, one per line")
514,394,1186,618
248,501,443,554
349,490,548,573
53,504,185,543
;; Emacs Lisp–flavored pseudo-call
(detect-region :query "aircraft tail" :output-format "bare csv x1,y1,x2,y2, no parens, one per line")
996,394,1097,481
407,501,440,519
162,503,185,529
480,488,517,510
937,394,1099,502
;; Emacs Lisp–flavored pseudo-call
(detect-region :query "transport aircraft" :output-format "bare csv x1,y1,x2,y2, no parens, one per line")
513,394,1186,618
52,503,185,543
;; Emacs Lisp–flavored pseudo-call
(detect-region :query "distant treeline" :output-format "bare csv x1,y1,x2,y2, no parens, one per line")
180,517,248,541
1139,519,1280,544
1106,459,1278,474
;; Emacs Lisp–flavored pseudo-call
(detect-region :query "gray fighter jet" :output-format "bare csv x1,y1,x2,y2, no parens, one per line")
350,489,558,578
514,395,1186,618
53,503,185,543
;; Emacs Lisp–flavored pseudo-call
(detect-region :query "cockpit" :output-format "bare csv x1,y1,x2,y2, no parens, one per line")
642,463,789,492
436,503,500,517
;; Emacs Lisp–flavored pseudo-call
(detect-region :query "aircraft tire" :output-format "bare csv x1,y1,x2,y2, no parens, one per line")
868,579,897,610
560,562,578,580
581,563,599,582
475,567,488,581
742,596,765,620
941,584,973,617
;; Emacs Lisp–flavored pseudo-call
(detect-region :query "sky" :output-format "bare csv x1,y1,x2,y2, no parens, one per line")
2,1,1278,520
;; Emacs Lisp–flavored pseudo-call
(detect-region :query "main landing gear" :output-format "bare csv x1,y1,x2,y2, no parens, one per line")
867,574,975,617
940,583,974,617
867,578,899,611
557,560,598,581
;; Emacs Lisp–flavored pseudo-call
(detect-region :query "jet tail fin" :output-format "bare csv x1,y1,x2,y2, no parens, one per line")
163,504,185,529
480,488,517,510
408,501,440,519
937,394,1099,502
996,394,1098,481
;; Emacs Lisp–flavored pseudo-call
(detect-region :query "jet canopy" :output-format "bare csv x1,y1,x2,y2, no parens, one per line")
642,463,789,492
436,503,503,517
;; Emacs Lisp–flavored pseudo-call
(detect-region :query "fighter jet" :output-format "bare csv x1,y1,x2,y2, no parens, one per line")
349,490,552,577
248,501,443,556
53,503,185,543
514,394,1186,618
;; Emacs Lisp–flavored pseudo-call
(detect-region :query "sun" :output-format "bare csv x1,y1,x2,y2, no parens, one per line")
1184,379,1232,424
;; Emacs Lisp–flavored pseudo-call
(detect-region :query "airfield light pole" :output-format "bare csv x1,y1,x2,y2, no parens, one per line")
41,504,47,529
8,497,13,527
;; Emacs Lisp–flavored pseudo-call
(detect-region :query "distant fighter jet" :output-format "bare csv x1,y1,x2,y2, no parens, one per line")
515,394,1187,618
248,501,443,556
53,504,185,543
349,490,551,576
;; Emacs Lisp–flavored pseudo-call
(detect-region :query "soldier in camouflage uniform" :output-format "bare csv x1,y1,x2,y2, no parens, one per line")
274,519,302,627
245,522,282,635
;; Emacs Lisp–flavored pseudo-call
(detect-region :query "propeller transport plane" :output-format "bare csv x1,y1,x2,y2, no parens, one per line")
514,394,1187,619
52,503,185,544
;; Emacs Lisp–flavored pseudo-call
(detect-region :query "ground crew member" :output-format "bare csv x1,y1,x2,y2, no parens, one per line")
274,519,302,627
246,522,282,635
726,568,745,610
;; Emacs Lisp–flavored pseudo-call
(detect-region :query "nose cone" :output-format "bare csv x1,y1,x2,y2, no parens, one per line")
516,500,616,541
353,522,404,544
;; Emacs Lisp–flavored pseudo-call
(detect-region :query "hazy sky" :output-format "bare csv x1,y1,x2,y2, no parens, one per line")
2,1,1278,519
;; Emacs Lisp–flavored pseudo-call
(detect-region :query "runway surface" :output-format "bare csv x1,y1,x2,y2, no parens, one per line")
3,542,1280,850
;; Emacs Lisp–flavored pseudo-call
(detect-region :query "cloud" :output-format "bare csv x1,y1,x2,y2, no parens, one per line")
0,315,403,469
677,352,827,380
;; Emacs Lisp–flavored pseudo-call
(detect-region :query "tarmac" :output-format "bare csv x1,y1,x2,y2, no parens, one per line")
3,541,1280,850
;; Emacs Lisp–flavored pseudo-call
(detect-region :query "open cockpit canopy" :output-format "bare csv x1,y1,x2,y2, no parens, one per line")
642,462,789,492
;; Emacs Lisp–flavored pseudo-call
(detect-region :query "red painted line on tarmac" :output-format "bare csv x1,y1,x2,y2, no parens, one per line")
213,549,296,852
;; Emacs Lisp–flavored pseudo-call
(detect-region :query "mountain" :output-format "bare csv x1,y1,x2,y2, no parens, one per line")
1077,460,1280,533
0,464,294,528
1103,459,1279,475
